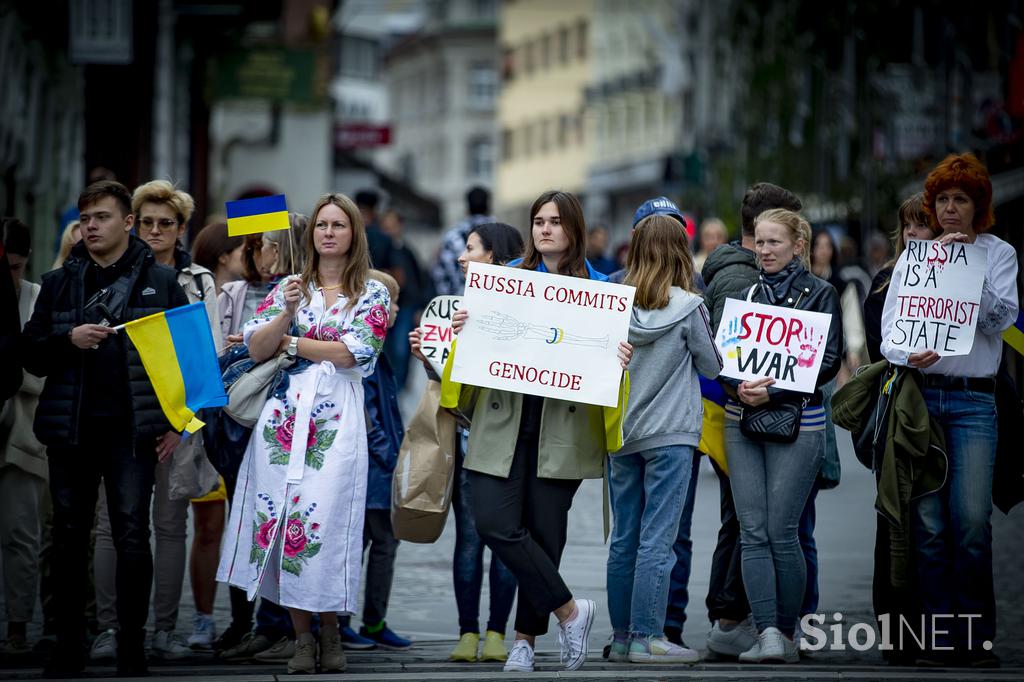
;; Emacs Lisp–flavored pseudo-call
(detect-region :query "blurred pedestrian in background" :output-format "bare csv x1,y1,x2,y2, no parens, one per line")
693,218,729,273
379,209,431,391
585,225,617,275
431,186,495,296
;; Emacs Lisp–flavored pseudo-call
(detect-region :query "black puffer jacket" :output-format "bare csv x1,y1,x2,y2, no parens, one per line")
719,265,844,406
701,241,759,331
22,237,189,446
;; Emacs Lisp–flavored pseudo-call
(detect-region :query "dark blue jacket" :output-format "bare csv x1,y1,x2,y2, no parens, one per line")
363,353,404,509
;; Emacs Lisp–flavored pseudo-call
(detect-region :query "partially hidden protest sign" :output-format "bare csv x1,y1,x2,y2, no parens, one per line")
716,299,833,394
450,262,635,407
419,295,461,377
883,239,987,356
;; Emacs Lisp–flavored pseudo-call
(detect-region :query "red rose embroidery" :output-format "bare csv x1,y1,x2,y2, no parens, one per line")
319,325,341,342
365,304,388,339
283,518,307,557
275,415,318,451
255,292,276,315
256,519,277,549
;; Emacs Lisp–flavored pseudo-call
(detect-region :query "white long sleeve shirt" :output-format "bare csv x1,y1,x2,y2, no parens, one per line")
880,233,1019,378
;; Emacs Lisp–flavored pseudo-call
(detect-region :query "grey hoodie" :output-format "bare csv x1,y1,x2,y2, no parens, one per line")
619,287,723,456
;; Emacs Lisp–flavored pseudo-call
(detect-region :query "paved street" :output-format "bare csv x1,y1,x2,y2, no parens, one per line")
2,418,1022,679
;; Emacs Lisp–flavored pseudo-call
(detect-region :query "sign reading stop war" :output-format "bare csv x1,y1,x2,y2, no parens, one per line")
451,262,635,407
716,299,833,394
884,239,986,356
419,295,461,377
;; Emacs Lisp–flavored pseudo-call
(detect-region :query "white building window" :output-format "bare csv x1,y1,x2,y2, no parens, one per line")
468,61,497,109
467,137,494,177
338,36,379,80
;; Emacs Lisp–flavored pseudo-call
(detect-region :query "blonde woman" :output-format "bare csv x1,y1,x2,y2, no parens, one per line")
51,220,80,270
217,193,390,674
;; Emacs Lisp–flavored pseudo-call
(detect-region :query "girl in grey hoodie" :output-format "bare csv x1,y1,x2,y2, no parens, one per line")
606,214,723,664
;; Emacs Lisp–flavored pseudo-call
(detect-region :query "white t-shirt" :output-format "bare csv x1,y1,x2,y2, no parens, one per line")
880,232,1019,378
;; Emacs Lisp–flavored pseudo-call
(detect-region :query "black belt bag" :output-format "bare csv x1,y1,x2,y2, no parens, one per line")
920,375,996,393
740,397,810,444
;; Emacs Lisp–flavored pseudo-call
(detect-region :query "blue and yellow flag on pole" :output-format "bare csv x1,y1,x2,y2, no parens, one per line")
225,194,290,236
123,302,228,434
1003,310,1024,356
699,375,728,475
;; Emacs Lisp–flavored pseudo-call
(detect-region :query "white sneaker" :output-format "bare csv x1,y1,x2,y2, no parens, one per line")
252,636,296,661
738,626,798,663
558,598,595,671
90,629,117,661
187,612,217,649
503,639,534,672
151,630,192,659
627,635,701,664
707,618,758,657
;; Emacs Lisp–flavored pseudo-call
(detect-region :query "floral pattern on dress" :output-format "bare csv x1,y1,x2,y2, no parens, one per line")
282,496,323,576
249,493,279,569
261,396,340,471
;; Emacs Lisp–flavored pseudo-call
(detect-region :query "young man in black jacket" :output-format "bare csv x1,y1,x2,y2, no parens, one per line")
22,181,189,677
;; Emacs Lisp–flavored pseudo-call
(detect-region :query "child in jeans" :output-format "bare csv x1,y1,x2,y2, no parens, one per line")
606,214,723,663
338,270,412,650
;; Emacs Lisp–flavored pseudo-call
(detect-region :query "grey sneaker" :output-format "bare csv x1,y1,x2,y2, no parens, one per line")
287,632,317,674
220,632,273,662
151,630,192,659
627,635,701,664
707,618,758,658
738,626,797,663
253,636,295,662
319,627,347,672
89,629,118,662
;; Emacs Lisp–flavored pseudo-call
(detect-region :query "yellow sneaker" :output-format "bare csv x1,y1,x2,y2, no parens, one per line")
449,632,480,661
480,630,508,662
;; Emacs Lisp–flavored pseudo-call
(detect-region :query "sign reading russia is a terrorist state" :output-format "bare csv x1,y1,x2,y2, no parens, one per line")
715,299,833,394
883,239,986,356
451,262,635,407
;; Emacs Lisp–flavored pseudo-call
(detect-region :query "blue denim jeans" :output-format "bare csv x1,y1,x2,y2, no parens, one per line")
726,423,822,636
452,433,517,635
664,453,702,631
913,388,997,648
606,445,695,637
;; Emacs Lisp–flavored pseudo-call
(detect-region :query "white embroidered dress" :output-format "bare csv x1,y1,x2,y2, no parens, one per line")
217,278,390,613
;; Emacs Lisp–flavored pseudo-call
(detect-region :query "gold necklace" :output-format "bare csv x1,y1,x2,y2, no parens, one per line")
320,282,342,291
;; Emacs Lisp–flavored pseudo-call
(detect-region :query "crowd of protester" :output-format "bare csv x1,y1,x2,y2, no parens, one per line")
0,151,1017,676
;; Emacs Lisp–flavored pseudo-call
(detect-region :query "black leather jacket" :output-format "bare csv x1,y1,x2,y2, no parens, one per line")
720,265,844,406
22,237,189,446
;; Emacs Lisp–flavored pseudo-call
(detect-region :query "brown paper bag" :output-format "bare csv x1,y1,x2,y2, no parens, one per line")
391,380,457,542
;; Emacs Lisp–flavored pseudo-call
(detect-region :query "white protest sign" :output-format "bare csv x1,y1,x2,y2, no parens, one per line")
419,295,461,376
451,262,634,407
883,239,987,356
716,299,833,394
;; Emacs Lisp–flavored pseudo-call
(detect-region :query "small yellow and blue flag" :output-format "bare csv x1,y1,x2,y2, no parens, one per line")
699,375,728,475
225,194,290,236
122,302,228,434
1003,310,1024,356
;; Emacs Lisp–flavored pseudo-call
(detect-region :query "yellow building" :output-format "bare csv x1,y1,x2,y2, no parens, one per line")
494,0,594,226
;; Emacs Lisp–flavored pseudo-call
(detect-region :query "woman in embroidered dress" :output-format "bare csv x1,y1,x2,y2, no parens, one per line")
217,193,390,674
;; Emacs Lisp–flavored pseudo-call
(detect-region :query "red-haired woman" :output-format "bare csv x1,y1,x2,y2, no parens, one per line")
880,153,1017,667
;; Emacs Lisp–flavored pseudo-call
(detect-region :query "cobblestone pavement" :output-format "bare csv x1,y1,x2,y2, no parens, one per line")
2,422,1022,679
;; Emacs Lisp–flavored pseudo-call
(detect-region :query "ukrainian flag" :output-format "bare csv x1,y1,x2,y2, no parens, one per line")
225,194,290,236
123,302,228,434
1003,310,1024,356
699,375,728,475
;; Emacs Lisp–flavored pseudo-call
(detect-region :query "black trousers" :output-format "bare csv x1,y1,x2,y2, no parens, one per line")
468,399,581,637
47,419,156,655
705,459,750,622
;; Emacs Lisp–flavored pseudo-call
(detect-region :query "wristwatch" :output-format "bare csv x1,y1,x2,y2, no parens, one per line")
286,336,299,358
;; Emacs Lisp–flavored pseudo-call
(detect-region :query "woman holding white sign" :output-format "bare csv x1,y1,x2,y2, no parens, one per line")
447,190,632,673
721,208,843,663
605,214,723,664
879,153,1017,667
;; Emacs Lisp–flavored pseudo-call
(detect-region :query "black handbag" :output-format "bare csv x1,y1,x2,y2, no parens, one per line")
739,397,809,444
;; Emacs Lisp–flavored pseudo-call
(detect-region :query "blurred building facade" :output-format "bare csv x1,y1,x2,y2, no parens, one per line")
494,0,593,227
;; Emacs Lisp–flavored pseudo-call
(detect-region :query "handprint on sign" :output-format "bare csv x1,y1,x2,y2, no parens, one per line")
476,311,609,348
720,317,742,359
796,327,824,368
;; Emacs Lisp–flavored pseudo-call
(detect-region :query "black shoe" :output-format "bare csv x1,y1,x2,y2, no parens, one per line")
663,626,684,647
43,647,86,679
959,649,1001,669
116,631,149,678
213,622,249,653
